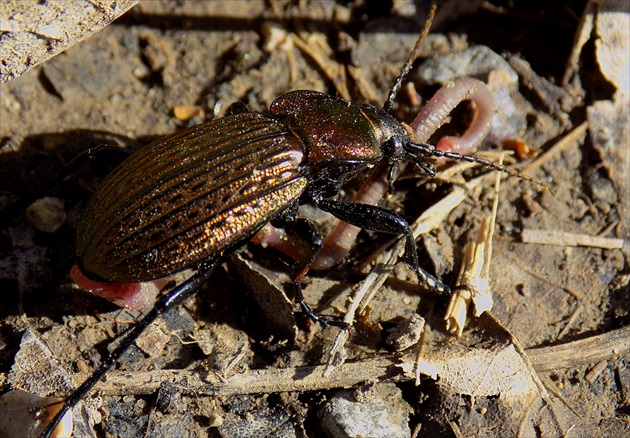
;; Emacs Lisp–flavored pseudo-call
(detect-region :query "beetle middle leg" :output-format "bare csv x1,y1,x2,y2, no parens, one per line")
261,217,349,328
316,198,450,295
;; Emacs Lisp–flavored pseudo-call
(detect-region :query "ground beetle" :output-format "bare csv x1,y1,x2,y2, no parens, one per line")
0,7,541,437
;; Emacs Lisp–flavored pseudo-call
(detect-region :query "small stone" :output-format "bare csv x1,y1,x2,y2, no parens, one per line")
173,105,202,121
416,45,518,87
190,323,249,374
134,318,171,358
25,197,66,233
320,384,411,438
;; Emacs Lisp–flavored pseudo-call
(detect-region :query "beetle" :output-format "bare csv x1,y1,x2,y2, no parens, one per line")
70,89,453,311
0,8,544,437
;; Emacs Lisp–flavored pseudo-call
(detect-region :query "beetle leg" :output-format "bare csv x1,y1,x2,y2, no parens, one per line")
280,218,323,284
0,145,133,227
262,217,349,328
40,257,220,438
316,198,450,295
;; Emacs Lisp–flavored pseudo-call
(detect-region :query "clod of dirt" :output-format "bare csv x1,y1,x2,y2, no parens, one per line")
385,313,426,351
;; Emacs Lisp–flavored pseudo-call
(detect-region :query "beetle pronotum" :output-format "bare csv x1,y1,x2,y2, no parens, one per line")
1,5,544,437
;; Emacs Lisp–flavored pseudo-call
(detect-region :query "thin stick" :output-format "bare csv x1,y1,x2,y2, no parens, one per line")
520,229,626,250
84,325,630,396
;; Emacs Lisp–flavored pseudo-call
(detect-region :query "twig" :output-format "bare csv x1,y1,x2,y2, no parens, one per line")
520,122,587,173
504,122,588,191
91,353,416,396
445,154,504,337
290,33,350,101
537,373,589,424
557,305,583,340
521,229,626,249
527,325,630,371
87,325,630,396
511,258,584,300
325,187,468,373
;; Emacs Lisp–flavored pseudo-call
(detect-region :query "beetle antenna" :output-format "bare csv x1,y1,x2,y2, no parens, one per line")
383,2,437,113
405,141,550,190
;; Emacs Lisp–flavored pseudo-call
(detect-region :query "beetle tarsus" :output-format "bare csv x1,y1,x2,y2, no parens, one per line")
293,280,350,329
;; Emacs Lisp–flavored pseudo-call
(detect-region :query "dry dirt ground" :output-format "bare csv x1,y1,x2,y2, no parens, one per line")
1,1,628,437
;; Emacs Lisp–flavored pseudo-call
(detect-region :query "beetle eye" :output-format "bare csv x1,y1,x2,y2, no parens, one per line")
382,136,405,160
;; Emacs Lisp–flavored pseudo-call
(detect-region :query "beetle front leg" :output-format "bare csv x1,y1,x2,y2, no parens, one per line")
311,78,495,271
316,198,450,295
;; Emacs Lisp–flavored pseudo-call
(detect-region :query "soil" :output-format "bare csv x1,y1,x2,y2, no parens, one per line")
1,1,628,437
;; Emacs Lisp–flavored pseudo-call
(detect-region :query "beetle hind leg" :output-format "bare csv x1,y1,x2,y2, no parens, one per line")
40,257,220,438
